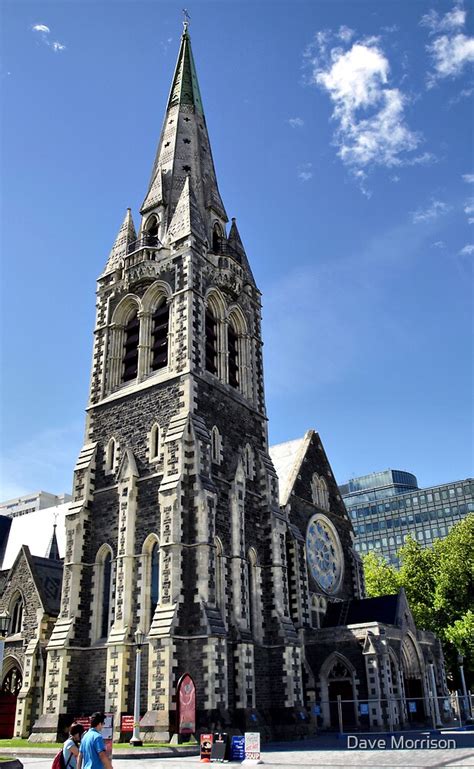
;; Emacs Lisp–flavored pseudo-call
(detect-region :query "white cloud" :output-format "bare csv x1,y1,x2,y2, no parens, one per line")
421,5,466,34
464,197,474,223
411,199,451,223
306,35,421,181
432,240,446,248
337,26,354,43
422,4,474,86
288,117,304,128
459,244,474,255
462,174,474,183
31,22,66,53
297,163,313,181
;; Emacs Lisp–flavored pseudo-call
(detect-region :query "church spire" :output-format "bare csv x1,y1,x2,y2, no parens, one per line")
45,523,60,561
141,24,227,236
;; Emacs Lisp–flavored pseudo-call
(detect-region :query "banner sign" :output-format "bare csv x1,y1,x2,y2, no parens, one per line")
74,717,91,731
244,731,261,761
359,703,369,715
102,713,114,758
408,701,417,713
200,733,213,761
230,735,245,761
120,715,135,732
178,674,196,734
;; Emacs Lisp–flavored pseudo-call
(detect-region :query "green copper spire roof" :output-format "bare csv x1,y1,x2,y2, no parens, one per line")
167,25,204,115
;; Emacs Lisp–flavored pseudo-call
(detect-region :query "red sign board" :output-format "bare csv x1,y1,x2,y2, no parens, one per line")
121,715,135,732
74,717,91,731
177,674,196,734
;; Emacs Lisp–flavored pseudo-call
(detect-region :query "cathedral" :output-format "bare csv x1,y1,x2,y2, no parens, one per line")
1,24,448,741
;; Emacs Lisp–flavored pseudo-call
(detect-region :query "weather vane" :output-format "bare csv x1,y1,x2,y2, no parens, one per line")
182,8,191,30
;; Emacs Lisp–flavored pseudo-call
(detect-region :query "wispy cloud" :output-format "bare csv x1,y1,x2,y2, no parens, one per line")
421,3,474,87
464,198,474,223
432,240,446,248
305,30,422,190
297,162,313,181
459,244,474,255
31,22,66,53
288,117,304,128
411,199,451,224
462,173,474,183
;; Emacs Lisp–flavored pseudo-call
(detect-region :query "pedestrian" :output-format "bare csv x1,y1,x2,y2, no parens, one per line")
76,712,113,769
63,722,85,768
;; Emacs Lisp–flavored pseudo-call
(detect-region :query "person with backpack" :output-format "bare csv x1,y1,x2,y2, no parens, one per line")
51,722,84,769
76,712,113,769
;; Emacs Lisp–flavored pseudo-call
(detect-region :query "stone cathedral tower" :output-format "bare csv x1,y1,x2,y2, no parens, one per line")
27,23,447,743
33,23,309,740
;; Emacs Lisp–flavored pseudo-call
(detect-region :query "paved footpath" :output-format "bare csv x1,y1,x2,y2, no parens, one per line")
17,739,474,769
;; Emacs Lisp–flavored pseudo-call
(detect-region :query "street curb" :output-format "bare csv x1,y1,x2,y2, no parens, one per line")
0,747,199,759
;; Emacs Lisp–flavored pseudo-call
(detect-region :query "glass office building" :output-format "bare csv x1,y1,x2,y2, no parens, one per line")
340,470,474,566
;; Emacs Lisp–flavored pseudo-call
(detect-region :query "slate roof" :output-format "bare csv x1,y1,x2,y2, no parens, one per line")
324,594,400,628
29,555,63,616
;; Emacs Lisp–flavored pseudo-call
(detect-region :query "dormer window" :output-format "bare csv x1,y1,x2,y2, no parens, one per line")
144,215,160,247
212,224,222,254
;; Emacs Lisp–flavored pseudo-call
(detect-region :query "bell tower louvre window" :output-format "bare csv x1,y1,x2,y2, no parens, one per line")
205,309,218,374
151,300,169,371
228,323,239,388
122,312,140,382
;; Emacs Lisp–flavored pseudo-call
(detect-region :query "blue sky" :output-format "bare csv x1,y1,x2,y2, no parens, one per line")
1,0,473,500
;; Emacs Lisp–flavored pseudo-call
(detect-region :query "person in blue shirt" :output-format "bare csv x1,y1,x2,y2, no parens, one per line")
77,713,113,769
63,722,84,769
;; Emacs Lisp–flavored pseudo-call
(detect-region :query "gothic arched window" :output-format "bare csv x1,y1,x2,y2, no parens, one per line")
122,311,140,382
145,214,159,243
205,308,218,375
150,423,161,462
150,542,160,624
211,426,221,464
215,538,226,617
311,473,330,511
100,550,113,639
105,437,116,473
212,223,222,253
151,299,169,371
247,548,262,640
228,323,238,388
10,595,24,635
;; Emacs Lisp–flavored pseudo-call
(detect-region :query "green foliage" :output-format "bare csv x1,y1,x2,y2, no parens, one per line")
362,515,474,682
363,551,400,596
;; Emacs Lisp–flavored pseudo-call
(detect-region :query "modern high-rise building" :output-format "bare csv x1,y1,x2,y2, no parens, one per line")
0,491,72,518
340,471,474,565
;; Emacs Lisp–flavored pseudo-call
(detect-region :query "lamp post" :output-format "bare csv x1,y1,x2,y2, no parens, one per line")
0,611,11,689
458,654,471,719
130,628,145,746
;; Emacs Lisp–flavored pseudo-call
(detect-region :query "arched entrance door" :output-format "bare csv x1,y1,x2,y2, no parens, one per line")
321,656,358,730
0,665,22,738
401,636,425,724
176,674,196,738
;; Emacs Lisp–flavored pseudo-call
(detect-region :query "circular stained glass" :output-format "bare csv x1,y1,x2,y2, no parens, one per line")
306,514,343,594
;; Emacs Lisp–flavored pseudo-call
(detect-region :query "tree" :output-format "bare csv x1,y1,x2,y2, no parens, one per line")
362,514,474,686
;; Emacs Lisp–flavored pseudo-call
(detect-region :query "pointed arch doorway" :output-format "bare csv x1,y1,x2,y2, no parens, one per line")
0,660,23,738
320,654,359,730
